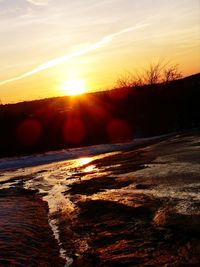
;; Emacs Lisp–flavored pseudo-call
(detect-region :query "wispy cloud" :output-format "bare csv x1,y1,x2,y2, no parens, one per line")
0,23,149,86
26,0,49,6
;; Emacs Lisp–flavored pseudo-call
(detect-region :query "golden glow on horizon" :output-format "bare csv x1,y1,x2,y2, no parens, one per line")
0,0,199,104
60,79,87,96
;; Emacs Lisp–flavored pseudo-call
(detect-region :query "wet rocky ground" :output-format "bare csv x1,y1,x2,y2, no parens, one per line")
59,130,200,266
0,129,200,266
0,187,64,267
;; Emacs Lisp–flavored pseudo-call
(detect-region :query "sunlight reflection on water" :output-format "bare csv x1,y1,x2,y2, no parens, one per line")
78,157,93,166
83,165,96,173
0,138,200,266
0,151,119,266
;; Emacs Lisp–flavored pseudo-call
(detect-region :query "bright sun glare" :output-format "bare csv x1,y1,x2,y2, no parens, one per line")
60,79,87,96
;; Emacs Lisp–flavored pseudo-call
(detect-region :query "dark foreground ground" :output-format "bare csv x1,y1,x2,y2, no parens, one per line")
0,188,64,267
62,130,200,266
0,129,200,266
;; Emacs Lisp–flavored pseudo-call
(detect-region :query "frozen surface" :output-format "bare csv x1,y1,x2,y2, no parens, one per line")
0,131,200,266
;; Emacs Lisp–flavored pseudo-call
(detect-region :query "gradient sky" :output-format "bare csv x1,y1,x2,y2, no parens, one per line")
0,0,200,103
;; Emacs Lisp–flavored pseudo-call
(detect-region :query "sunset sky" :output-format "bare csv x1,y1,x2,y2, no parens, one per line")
0,0,200,103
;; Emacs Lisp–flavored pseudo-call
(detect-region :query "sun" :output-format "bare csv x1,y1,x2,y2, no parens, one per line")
60,79,87,96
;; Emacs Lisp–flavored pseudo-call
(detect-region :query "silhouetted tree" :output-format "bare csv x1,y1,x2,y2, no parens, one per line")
143,62,162,85
117,62,182,87
163,64,182,83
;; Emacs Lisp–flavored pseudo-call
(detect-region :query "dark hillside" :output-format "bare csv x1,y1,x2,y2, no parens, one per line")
0,73,199,158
